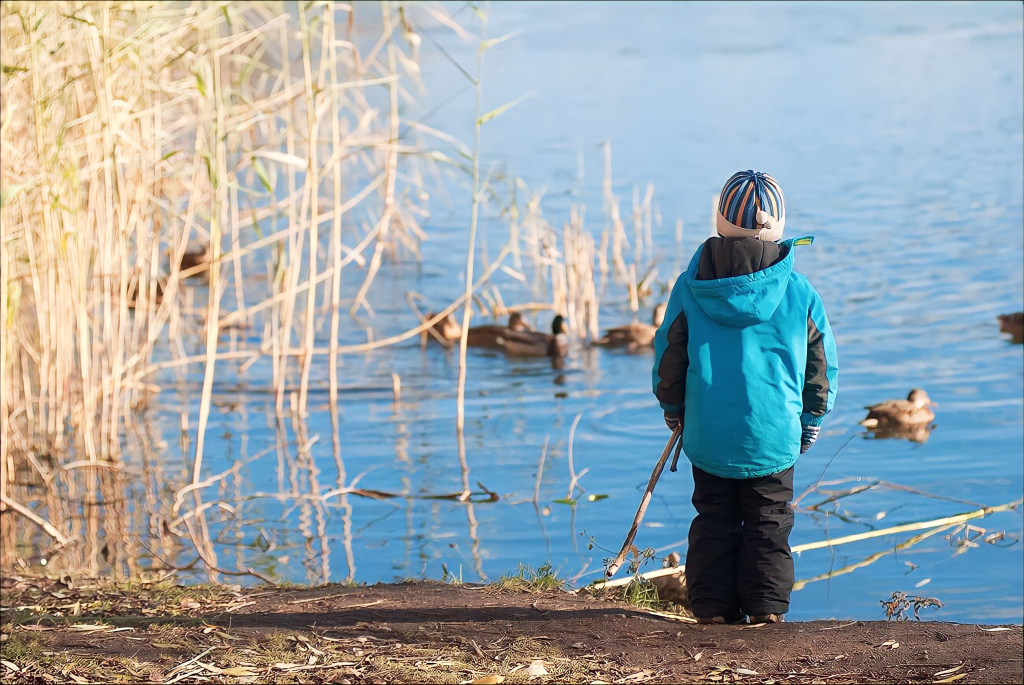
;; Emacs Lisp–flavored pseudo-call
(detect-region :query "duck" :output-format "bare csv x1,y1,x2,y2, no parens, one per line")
496,314,568,359
127,280,165,309
860,388,937,428
593,303,667,351
177,245,211,277
466,312,534,349
423,312,462,347
997,312,1023,344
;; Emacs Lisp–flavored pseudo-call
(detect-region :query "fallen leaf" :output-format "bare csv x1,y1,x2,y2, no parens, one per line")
528,660,548,677
934,664,965,678
693,651,703,662
220,666,259,677
979,627,1012,632
471,676,505,685
152,643,181,649
1,661,20,673
69,623,111,632
735,668,758,676
878,639,899,649
570,642,585,649
934,674,968,684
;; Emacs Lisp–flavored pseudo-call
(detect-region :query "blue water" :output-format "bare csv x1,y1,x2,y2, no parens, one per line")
128,1,1024,622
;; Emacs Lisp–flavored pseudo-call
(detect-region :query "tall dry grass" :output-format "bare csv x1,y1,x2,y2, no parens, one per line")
0,0,670,580
0,0,453,573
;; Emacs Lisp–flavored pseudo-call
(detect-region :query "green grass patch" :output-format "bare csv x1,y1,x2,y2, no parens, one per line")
490,563,564,593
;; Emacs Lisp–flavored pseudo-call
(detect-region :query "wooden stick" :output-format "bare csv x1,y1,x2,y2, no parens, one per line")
606,427,682,578
668,433,684,472
593,565,683,591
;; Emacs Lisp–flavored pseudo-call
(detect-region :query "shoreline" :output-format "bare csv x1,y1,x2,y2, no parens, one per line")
2,574,1021,684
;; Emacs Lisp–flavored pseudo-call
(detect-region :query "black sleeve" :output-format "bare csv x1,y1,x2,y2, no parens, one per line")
802,313,829,418
655,309,689,413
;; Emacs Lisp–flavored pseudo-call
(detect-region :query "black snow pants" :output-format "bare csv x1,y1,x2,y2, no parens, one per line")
685,465,795,620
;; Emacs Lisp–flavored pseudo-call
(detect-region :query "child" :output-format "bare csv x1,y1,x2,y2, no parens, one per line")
652,170,838,625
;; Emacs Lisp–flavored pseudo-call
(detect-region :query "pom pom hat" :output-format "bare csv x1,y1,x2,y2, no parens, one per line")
716,170,786,242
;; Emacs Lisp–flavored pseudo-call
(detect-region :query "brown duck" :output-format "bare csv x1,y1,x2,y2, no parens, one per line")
178,245,211,278
860,388,937,428
496,314,568,359
594,303,667,350
998,312,1023,344
466,312,534,349
423,312,462,347
127,281,165,309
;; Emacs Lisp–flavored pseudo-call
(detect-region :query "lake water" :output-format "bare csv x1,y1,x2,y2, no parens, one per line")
119,1,1024,622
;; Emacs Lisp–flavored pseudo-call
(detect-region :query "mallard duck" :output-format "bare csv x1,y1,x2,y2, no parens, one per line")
466,312,534,349
127,279,165,309
178,245,211,277
496,314,568,359
423,312,462,347
860,388,936,428
594,303,667,350
998,312,1023,344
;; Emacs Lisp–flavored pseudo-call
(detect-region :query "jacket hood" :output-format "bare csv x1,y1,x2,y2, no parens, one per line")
685,237,812,327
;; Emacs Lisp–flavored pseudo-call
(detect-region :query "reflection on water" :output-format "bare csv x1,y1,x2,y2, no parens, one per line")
4,1,1023,624
864,423,936,444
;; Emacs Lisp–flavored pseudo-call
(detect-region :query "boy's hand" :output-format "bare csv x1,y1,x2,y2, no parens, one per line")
800,424,820,453
664,412,681,432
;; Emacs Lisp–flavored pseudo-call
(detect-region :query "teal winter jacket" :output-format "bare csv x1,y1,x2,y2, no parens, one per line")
652,236,838,479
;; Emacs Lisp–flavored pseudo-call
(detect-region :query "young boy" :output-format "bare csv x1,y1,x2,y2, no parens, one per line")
652,170,838,625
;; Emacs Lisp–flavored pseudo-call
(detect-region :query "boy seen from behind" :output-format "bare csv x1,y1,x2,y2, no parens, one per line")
652,170,839,625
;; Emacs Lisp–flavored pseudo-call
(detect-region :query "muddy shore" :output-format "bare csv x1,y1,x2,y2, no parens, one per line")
1,576,1021,684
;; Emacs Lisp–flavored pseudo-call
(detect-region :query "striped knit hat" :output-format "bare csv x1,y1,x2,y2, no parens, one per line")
716,170,786,242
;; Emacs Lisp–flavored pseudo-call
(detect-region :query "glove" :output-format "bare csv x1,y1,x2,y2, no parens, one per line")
800,424,820,454
664,412,681,432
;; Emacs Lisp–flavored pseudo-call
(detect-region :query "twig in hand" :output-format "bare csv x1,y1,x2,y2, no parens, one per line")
606,427,682,578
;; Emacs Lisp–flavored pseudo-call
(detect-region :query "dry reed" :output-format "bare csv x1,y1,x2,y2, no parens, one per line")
1,0,675,582
0,0,457,574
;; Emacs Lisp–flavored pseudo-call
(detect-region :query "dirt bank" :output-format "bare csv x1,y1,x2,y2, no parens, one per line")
1,576,1021,684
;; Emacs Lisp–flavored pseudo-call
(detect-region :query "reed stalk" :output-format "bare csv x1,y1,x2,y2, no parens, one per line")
455,7,487,440
790,499,1022,554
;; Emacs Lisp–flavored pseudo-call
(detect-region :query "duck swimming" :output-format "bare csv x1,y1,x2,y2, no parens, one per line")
860,388,937,428
423,312,462,347
998,312,1023,344
179,245,210,272
466,312,534,349
594,303,667,351
496,314,568,359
